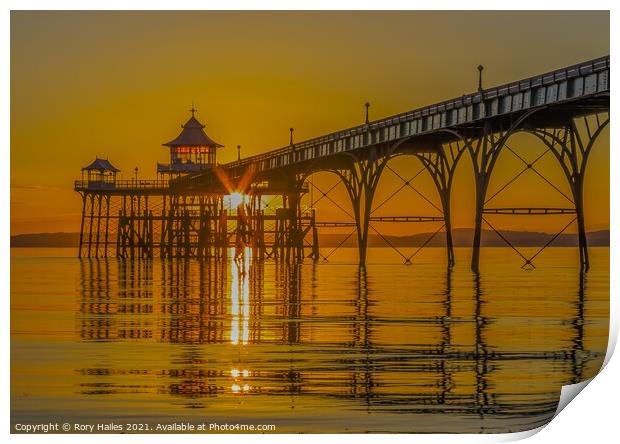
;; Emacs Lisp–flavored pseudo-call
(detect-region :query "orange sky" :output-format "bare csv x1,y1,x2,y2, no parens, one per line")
10,11,609,235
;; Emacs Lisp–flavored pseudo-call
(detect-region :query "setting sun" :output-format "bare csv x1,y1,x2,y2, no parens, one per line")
226,192,246,209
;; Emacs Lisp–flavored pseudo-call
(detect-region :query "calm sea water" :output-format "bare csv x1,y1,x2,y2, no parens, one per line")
11,247,608,433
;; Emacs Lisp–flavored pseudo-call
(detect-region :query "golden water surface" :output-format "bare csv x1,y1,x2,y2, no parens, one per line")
11,247,608,433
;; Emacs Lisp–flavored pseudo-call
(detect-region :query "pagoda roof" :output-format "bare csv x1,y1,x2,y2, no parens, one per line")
163,114,223,148
82,157,120,172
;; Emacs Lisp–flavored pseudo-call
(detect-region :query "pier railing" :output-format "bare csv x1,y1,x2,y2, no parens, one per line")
74,179,171,191
174,55,609,187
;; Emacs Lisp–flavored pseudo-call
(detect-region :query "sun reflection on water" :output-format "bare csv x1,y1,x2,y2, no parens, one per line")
230,368,253,394
230,247,252,345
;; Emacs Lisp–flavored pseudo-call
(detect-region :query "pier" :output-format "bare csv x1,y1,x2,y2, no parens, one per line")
75,56,609,271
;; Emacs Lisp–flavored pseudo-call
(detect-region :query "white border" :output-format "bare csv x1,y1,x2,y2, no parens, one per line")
3,3,616,444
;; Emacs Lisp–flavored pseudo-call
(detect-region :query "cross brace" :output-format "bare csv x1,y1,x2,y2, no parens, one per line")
483,208,577,215
316,216,444,227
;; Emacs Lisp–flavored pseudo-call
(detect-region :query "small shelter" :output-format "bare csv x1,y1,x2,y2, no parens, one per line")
82,157,120,189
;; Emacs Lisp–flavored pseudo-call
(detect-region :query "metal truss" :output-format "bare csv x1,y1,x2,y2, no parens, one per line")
365,161,447,265
303,141,456,264
482,214,577,270
303,134,470,265
467,110,609,271
525,112,610,271
483,208,576,215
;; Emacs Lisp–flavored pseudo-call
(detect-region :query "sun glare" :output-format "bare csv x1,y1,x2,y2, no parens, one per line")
228,192,245,209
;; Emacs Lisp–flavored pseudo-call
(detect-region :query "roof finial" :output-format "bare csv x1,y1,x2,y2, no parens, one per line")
190,102,197,117
365,102,370,124
290,127,294,145
477,65,484,92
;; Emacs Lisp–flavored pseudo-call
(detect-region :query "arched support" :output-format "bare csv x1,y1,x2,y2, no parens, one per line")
414,137,469,267
468,111,538,272
526,112,609,271
332,146,394,265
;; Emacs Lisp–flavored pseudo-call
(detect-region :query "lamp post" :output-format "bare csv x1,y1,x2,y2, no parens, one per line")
237,145,241,161
134,167,138,185
365,102,370,124
289,128,295,164
477,65,484,92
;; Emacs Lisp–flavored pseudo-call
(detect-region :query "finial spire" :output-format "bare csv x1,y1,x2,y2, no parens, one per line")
365,102,370,124
477,65,484,92
237,144,241,161
289,127,294,145
190,102,197,117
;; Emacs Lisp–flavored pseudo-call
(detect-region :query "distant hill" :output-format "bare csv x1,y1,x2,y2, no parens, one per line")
10,229,609,248
319,228,609,247
359,227,610,248
11,232,80,248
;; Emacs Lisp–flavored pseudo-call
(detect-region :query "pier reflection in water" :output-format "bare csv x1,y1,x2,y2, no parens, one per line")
11,248,608,433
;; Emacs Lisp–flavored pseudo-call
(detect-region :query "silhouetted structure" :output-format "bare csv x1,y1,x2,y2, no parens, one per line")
75,110,318,260
75,56,609,270
158,106,222,176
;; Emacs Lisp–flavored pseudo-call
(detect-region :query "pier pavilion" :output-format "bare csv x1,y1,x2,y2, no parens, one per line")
75,109,317,260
